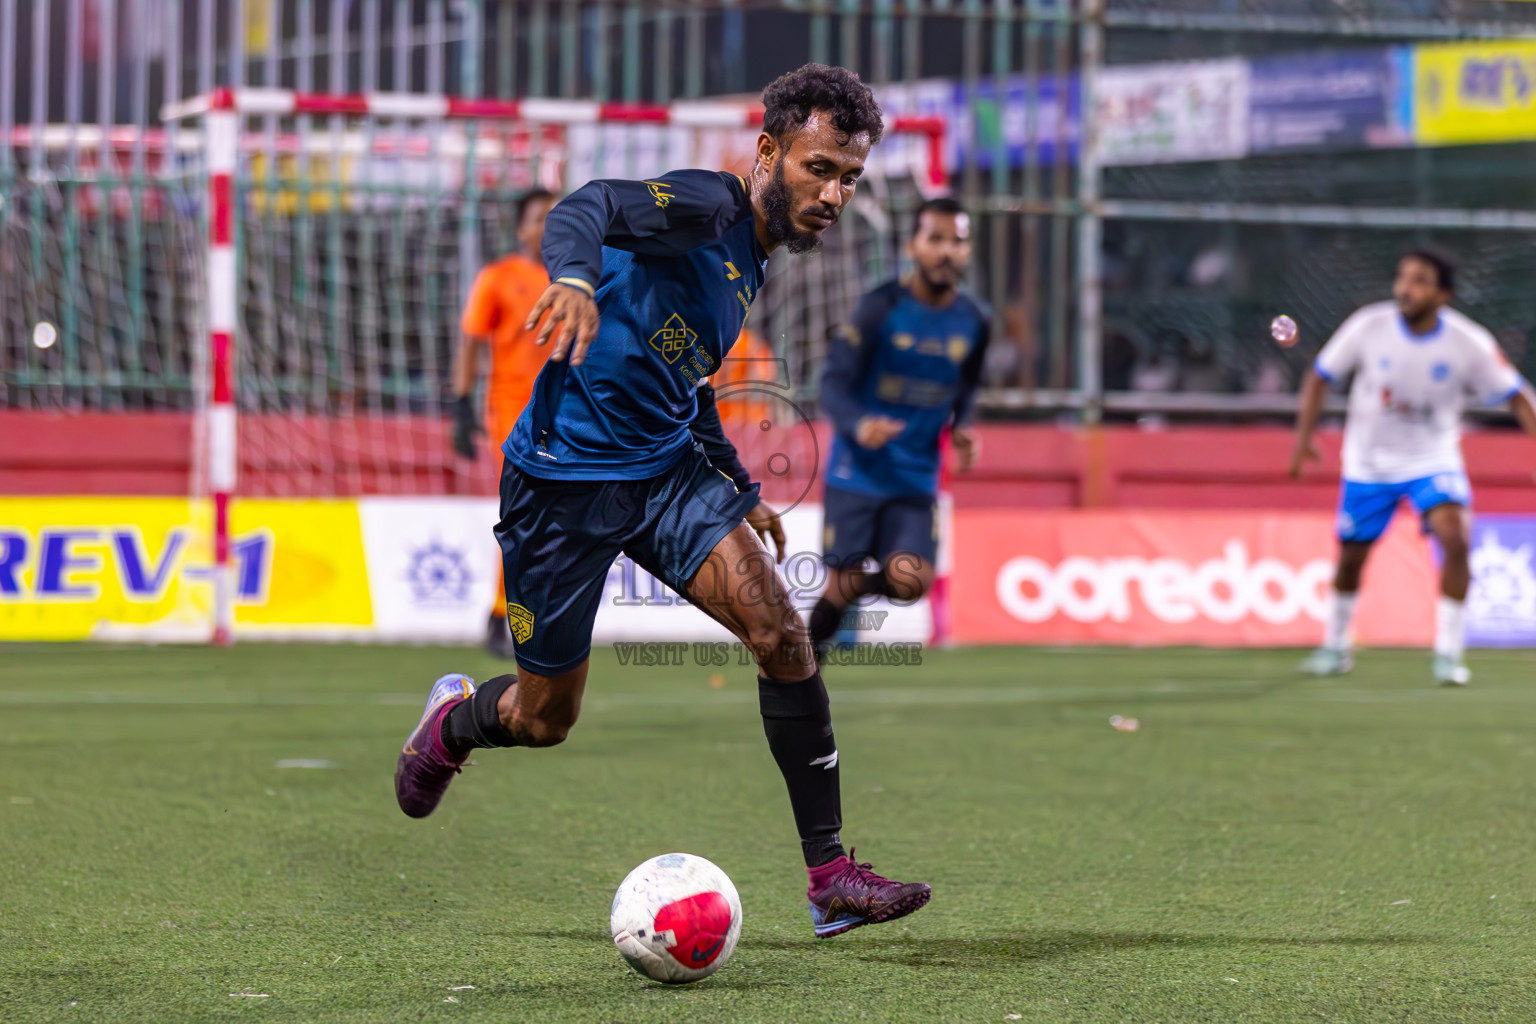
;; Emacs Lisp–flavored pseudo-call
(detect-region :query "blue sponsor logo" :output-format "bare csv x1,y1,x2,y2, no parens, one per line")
0,526,270,603
405,540,473,607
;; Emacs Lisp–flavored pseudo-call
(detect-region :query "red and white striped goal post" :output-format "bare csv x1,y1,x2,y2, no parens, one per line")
161,88,947,187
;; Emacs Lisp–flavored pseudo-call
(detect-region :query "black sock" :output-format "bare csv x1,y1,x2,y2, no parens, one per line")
809,597,844,648
440,674,519,756
759,673,846,867
810,573,885,648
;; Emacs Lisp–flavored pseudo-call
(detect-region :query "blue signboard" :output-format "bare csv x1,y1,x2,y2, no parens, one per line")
952,74,1081,170
1248,48,1412,153
879,43,1427,172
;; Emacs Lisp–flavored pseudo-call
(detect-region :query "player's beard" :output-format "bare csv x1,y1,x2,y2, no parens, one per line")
916,262,961,296
763,159,828,255
1395,294,1436,324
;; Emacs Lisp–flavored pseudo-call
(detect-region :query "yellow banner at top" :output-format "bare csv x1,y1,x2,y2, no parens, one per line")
1415,40,1536,145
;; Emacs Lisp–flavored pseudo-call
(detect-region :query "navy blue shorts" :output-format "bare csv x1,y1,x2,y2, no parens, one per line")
821,485,938,569
495,444,760,675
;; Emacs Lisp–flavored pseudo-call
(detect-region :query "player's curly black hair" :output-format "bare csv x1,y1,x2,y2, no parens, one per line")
761,63,884,147
1401,248,1455,293
912,196,965,235
516,188,557,224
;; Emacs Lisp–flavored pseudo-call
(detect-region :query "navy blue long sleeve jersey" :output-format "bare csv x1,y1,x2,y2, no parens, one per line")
502,169,767,484
821,279,991,498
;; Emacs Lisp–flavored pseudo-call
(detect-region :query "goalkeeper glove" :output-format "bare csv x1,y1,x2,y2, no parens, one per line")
450,395,483,459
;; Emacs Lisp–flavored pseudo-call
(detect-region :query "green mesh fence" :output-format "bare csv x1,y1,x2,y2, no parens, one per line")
0,169,204,410
1101,219,1536,398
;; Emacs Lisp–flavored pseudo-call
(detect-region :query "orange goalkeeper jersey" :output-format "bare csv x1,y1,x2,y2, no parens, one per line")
709,328,776,427
461,253,552,438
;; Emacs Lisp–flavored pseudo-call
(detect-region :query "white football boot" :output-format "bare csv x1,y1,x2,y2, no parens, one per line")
1300,647,1354,677
1432,654,1471,687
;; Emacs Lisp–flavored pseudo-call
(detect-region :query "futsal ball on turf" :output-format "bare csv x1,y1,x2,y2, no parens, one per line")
610,853,742,984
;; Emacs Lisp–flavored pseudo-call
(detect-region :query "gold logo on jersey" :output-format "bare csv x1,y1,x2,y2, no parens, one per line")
735,278,756,324
948,335,970,363
644,180,674,208
648,313,697,364
892,332,915,351
506,603,535,643
724,261,742,281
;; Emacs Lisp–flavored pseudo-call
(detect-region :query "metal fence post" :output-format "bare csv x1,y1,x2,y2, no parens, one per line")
461,0,484,324
1075,0,1102,424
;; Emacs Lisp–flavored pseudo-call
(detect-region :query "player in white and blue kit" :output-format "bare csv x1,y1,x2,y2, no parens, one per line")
1290,250,1536,684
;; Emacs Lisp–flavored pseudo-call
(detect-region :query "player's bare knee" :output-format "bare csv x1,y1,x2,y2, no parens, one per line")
758,643,817,680
884,566,935,602
738,612,779,655
883,554,934,603
746,610,814,679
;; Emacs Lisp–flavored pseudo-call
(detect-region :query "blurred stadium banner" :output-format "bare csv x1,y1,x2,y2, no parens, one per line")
952,509,1439,647
5,496,1532,648
1248,49,1412,153
1413,41,1536,146
0,497,928,645
1094,60,1250,166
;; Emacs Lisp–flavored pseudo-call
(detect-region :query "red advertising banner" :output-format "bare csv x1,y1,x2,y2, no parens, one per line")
951,509,1436,647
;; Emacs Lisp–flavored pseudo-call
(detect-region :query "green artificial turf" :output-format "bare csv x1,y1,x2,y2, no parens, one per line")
2,643,1535,1022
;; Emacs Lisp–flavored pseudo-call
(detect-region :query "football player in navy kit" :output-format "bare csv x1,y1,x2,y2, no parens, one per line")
809,197,990,655
395,64,930,938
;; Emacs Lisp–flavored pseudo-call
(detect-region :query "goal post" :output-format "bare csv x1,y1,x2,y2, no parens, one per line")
160,88,950,645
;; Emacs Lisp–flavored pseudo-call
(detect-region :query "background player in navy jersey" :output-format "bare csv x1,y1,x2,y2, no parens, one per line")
808,197,990,655
394,64,930,938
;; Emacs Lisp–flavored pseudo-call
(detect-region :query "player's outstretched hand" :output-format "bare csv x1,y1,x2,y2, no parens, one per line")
855,414,906,450
526,282,600,366
952,426,981,471
1287,438,1320,478
745,501,787,564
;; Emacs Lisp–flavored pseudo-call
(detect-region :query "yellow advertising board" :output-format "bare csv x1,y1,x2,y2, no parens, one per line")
0,497,210,641
1415,40,1536,145
0,498,371,641
229,500,373,631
